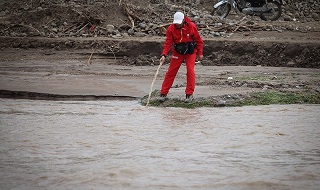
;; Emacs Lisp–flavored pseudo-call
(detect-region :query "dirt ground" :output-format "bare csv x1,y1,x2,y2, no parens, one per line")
0,0,319,105
0,40,319,105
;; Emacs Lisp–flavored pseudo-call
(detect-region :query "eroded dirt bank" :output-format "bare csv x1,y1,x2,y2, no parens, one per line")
1,32,320,68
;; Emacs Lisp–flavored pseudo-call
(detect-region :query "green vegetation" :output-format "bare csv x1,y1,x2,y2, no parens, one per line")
309,73,320,78
235,75,286,81
235,91,320,106
142,90,320,108
0,0,9,4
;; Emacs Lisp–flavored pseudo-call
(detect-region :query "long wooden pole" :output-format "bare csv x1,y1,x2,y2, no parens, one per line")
146,60,164,107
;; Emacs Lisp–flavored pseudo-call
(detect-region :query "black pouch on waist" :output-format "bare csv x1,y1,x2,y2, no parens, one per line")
174,43,189,55
188,41,196,54
174,42,196,55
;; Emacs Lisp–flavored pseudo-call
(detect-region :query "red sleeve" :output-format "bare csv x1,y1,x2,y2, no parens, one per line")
161,25,174,56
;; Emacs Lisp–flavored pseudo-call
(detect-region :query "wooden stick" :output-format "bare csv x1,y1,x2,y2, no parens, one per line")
87,48,94,65
63,22,80,32
128,15,135,29
123,3,141,29
123,4,141,21
146,60,164,107
108,46,117,60
76,23,89,34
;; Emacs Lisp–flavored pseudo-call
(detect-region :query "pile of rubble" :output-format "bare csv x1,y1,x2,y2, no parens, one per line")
0,0,319,39
282,0,320,22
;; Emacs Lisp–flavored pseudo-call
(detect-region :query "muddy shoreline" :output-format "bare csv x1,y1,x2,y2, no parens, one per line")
0,30,319,106
0,43,319,106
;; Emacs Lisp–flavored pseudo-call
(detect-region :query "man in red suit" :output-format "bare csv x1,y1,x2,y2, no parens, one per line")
159,11,204,102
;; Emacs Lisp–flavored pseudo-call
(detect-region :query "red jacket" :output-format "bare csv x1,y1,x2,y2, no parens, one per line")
162,16,203,56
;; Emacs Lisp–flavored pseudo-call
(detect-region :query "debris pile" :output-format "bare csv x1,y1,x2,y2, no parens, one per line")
0,0,319,38
282,0,320,22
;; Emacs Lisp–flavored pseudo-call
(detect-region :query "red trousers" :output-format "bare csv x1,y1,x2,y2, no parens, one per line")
161,51,197,95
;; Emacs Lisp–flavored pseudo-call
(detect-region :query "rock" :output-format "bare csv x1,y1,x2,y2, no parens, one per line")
134,32,147,37
193,16,200,22
311,13,319,21
235,82,242,86
106,24,115,33
112,34,122,39
148,23,155,29
127,29,135,35
203,14,213,19
184,7,190,12
122,33,129,37
138,23,147,29
214,32,222,37
262,85,272,90
170,5,179,12
287,61,296,67
51,28,58,33
216,100,227,107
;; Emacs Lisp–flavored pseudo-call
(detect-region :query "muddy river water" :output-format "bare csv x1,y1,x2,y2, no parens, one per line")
0,99,319,190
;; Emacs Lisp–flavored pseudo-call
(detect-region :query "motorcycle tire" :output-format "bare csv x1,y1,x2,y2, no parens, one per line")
212,3,231,19
260,1,282,21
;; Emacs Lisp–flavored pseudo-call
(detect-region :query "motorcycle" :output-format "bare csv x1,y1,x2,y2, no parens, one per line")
213,0,283,21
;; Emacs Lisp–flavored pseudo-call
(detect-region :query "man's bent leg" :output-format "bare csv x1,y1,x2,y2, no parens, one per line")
185,53,197,95
161,54,184,95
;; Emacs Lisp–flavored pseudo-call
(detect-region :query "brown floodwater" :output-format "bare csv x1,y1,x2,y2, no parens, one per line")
0,99,319,190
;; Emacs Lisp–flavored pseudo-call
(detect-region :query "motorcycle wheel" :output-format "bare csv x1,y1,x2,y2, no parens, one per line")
260,1,282,21
212,3,231,19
